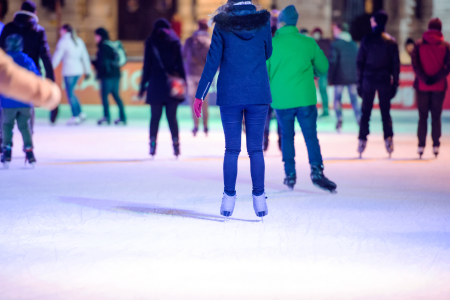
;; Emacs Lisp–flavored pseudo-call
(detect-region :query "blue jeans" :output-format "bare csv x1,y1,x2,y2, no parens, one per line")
275,105,323,176
220,104,269,197
64,76,82,117
334,84,361,122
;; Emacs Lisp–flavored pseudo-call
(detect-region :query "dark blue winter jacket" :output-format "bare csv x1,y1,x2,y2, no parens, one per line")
195,5,272,106
0,51,39,108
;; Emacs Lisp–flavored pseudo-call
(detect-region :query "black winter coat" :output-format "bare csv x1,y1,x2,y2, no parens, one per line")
93,41,121,79
0,12,54,81
357,28,400,88
328,36,358,85
139,32,185,104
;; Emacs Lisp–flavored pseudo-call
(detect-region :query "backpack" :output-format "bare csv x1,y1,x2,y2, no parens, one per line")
104,40,127,67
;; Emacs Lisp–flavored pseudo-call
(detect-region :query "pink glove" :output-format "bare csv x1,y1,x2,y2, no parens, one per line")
194,98,203,118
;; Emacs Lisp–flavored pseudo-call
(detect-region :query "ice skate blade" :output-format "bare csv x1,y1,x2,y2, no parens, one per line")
313,183,337,194
3,162,9,169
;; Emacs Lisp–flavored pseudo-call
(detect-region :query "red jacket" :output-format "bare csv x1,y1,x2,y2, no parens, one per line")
411,30,450,91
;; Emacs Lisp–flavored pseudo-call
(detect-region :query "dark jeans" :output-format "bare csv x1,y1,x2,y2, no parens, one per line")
417,91,445,147
2,107,33,149
358,83,393,140
64,76,82,117
101,78,126,121
150,101,179,140
275,105,323,176
318,74,329,114
334,84,361,122
220,104,268,197
263,106,281,145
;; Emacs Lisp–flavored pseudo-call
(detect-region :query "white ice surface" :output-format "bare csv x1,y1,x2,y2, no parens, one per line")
1,110,450,299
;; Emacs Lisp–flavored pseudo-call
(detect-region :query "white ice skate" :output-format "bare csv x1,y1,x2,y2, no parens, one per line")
220,193,236,219
252,193,268,221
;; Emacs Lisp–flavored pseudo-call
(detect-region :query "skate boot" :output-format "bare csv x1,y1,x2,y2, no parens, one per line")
311,165,337,193
114,118,126,125
433,146,439,158
1,145,12,169
24,146,36,166
253,193,268,220
149,137,157,157
358,139,367,158
204,127,209,136
66,116,81,126
220,193,236,218
97,117,110,125
173,137,180,158
418,146,425,159
283,173,297,190
385,137,394,158
192,127,198,137
336,119,343,133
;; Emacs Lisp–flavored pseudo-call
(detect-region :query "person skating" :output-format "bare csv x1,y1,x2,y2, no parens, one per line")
411,18,450,159
52,24,91,126
182,19,210,137
266,5,337,193
0,1,56,124
194,0,272,219
357,10,400,158
312,27,331,117
0,35,40,168
93,28,127,126
139,19,185,157
329,22,361,132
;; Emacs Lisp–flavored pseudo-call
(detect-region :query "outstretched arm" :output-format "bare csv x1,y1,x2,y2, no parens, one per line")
0,49,61,109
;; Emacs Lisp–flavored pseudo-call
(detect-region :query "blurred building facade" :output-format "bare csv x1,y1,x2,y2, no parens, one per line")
0,0,448,62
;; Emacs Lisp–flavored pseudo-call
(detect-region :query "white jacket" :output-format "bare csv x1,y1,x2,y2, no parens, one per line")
52,32,91,77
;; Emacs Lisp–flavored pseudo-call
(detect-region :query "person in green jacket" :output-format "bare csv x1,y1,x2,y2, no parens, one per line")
266,5,337,193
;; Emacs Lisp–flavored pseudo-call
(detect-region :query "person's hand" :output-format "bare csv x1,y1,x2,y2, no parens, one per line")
132,92,146,102
357,85,363,98
194,98,203,118
425,75,437,86
390,84,399,99
84,73,91,81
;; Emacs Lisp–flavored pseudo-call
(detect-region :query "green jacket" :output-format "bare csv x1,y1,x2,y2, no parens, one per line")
267,26,329,109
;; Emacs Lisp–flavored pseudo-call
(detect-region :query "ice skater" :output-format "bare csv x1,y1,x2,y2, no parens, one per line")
183,19,211,137
0,34,40,167
266,5,337,193
328,22,361,132
411,18,450,158
138,19,185,158
357,10,400,158
52,24,91,126
193,0,272,218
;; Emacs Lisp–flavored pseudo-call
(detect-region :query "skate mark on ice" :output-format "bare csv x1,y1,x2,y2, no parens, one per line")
59,197,260,223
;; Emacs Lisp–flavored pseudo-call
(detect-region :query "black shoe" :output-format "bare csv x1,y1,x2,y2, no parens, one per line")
173,138,180,157
311,165,337,193
114,118,126,125
150,138,156,157
336,119,342,132
358,139,367,159
283,173,296,190
204,127,209,136
385,137,394,158
24,147,36,165
97,117,110,125
192,127,198,137
1,145,12,163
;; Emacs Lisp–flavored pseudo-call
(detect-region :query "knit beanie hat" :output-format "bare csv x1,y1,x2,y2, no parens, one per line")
5,34,24,52
95,28,110,41
278,5,299,26
428,18,442,31
373,10,388,27
22,1,37,13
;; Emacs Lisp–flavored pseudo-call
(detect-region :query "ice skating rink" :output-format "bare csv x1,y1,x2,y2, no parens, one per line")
1,105,450,300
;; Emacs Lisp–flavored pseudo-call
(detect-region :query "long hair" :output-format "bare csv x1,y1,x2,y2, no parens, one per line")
62,24,78,46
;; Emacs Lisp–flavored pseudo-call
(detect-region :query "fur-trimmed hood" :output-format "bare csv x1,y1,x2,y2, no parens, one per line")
213,5,270,40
